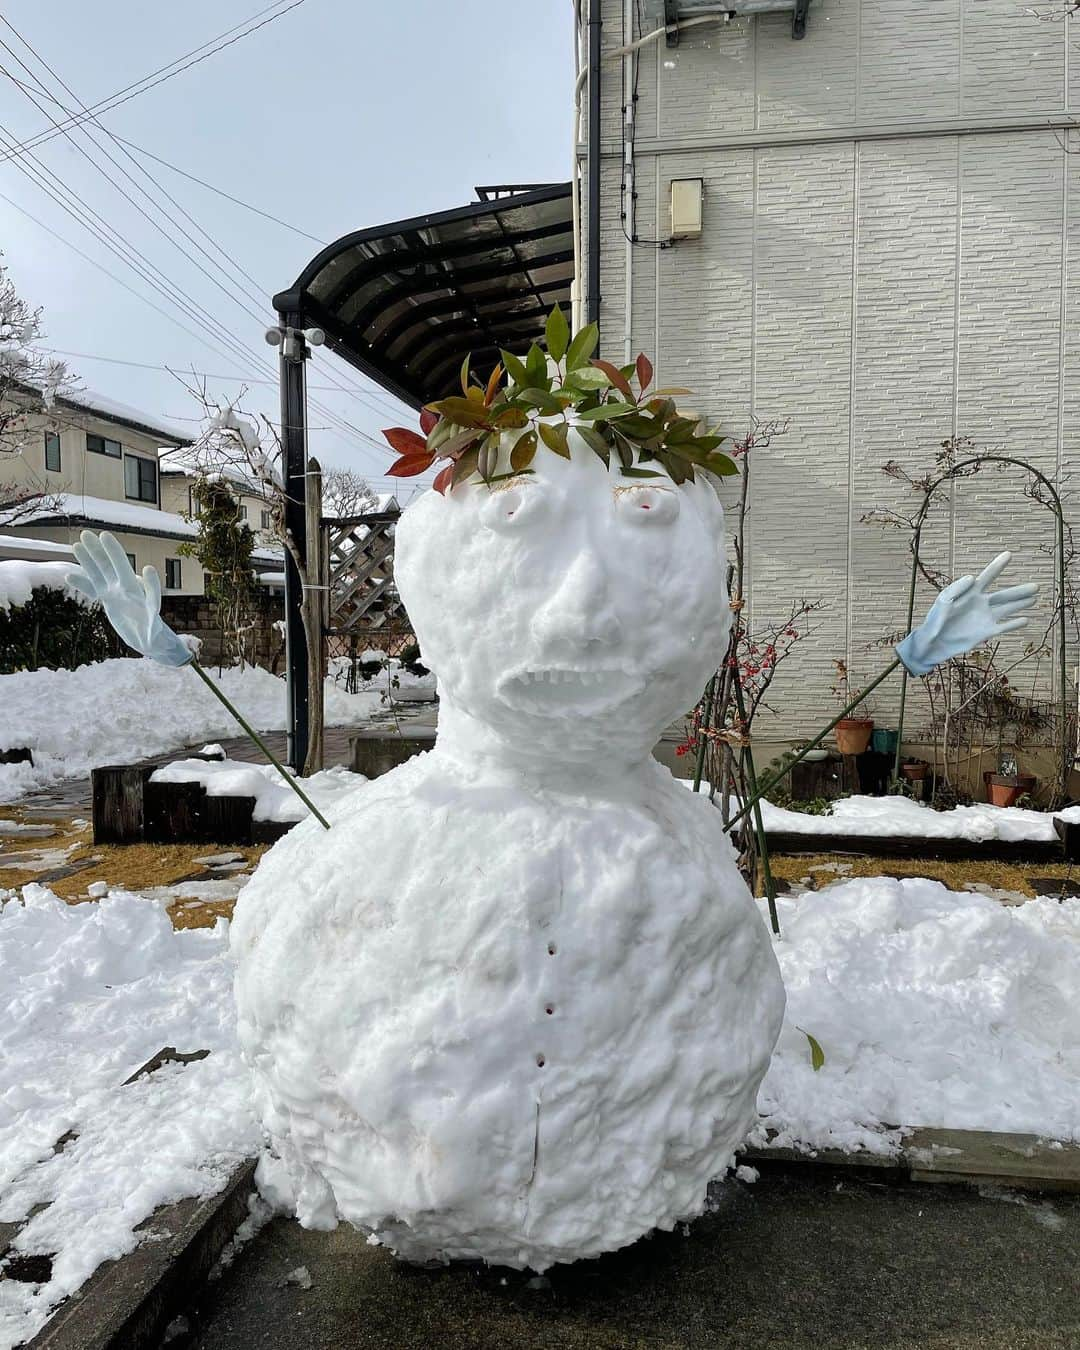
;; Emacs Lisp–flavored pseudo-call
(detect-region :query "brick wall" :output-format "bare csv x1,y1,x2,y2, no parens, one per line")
162,591,284,672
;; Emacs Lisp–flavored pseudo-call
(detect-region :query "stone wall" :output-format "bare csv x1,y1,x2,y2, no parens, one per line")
162,590,284,672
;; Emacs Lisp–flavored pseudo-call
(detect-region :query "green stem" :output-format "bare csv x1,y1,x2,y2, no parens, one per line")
692,673,717,793
726,656,902,833
732,675,780,936
189,659,331,829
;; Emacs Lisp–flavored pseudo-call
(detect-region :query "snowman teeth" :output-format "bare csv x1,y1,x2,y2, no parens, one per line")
499,667,639,714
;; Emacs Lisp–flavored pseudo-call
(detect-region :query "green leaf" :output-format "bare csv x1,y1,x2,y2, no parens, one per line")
565,322,599,372
427,396,493,429
801,1029,825,1072
500,349,528,387
574,401,639,422
690,434,727,453
563,367,611,391
525,343,549,390
491,406,528,429
538,421,571,458
460,354,471,396
451,446,481,486
577,425,610,465
519,388,564,416
620,466,664,478
545,304,570,364
486,469,534,482
510,428,537,471
703,452,739,477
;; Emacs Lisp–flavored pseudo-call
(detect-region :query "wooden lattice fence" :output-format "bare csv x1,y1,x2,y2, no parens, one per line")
322,509,410,656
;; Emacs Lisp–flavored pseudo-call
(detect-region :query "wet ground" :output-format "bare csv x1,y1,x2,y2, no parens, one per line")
175,1167,1080,1350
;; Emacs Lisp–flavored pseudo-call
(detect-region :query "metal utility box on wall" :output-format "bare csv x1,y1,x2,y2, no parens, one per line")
670,178,703,238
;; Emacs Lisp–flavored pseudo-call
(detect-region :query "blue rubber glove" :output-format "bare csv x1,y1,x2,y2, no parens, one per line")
67,530,195,668
896,551,1038,677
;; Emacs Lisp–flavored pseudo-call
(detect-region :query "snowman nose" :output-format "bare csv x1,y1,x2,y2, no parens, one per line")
532,551,622,652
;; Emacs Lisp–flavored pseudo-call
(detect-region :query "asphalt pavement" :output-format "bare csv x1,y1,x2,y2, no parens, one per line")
174,1166,1080,1350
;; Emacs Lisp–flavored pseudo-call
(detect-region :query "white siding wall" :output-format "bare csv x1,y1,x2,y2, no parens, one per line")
592,0,1078,739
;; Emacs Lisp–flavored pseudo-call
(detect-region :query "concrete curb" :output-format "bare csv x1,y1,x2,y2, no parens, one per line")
744,1127,1080,1193
27,1159,257,1350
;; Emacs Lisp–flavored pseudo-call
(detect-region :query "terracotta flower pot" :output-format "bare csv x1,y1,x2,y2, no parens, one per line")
901,761,928,782
988,773,1037,809
835,718,874,756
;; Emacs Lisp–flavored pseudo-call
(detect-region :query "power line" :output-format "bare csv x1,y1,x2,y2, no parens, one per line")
0,40,411,429
0,0,307,164
0,22,409,465
0,101,392,466
39,347,390,394
115,136,327,247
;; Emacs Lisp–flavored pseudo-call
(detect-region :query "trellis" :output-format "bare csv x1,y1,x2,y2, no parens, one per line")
322,508,406,639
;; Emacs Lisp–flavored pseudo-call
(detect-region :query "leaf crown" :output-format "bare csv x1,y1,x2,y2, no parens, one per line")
381,305,739,496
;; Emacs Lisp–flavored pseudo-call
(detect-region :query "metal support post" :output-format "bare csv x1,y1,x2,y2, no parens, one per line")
279,318,310,771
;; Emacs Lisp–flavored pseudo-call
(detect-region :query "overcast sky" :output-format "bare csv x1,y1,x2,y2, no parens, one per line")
0,1,575,491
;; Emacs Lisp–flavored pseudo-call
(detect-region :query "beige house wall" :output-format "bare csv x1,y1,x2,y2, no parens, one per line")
589,0,1080,756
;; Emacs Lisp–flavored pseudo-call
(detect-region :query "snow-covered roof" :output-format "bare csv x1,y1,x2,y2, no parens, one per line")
55,388,192,447
158,444,269,497
0,493,198,540
0,534,76,561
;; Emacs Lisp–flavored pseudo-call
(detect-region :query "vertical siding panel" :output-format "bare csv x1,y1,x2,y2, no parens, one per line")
857,0,961,124
750,145,855,739
962,0,1065,116
849,139,960,730
953,133,1063,703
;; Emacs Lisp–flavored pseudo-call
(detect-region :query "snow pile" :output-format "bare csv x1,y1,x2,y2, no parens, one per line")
0,657,382,802
759,792,1080,842
0,886,258,1346
233,441,785,1270
758,877,1080,1155
151,759,364,823
0,560,93,612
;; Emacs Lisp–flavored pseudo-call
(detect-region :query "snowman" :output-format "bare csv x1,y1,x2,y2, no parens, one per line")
68,338,1038,1271
229,437,786,1270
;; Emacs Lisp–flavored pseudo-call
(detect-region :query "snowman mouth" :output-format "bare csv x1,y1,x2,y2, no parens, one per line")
499,667,641,715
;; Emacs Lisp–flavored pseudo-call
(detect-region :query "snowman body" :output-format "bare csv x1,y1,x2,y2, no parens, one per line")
232,438,786,1269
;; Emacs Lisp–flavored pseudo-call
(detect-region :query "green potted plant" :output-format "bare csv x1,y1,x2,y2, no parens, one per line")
831,659,874,756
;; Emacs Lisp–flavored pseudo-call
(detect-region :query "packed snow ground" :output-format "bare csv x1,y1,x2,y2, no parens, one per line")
0,885,258,1348
0,657,384,802
758,792,1080,842
757,878,1080,1154
1,866,1078,1342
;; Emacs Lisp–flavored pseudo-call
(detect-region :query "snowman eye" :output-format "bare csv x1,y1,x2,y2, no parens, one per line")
617,486,680,526
478,480,545,533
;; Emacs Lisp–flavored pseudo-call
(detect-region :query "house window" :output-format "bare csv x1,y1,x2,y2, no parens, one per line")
237,503,248,520
124,455,158,503
44,431,61,472
165,557,182,590
86,432,121,458
260,508,272,530
126,553,136,570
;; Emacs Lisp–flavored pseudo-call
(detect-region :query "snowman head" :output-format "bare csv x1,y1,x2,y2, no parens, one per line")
394,432,732,766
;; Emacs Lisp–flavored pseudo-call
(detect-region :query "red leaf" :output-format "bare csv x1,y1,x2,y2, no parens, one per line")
419,409,439,435
432,463,455,495
382,427,428,456
636,352,653,393
591,359,635,404
387,452,435,477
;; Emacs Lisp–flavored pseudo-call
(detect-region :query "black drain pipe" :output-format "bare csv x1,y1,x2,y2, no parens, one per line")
586,0,602,333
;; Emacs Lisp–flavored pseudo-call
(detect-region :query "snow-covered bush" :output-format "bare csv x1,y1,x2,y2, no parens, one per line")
0,584,113,673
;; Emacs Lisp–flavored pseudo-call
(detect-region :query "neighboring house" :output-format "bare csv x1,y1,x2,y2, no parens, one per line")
0,388,282,596
158,445,278,548
580,0,1079,745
